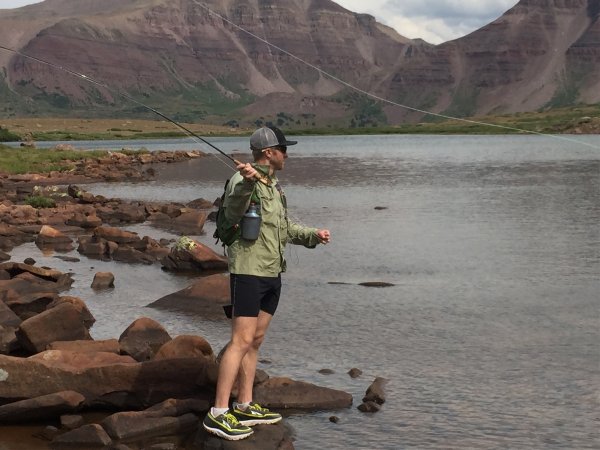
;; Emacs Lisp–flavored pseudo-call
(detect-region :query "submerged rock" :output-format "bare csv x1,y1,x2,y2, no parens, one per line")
253,377,353,410
148,273,230,319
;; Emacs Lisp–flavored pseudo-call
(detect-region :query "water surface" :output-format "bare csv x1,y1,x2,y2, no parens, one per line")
7,134,600,449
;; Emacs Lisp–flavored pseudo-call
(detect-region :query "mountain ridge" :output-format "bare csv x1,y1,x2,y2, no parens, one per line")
0,0,598,127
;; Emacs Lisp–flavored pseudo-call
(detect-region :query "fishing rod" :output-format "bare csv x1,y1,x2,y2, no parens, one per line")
0,44,271,185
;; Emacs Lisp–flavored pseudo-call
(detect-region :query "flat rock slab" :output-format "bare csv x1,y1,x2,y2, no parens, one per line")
254,377,353,410
194,420,295,449
102,412,198,441
0,390,85,422
148,274,230,319
50,423,112,448
0,354,214,410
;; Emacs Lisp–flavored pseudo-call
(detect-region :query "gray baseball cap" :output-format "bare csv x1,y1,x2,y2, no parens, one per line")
250,126,297,151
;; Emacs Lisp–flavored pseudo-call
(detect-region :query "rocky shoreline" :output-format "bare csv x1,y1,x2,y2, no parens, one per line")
0,151,385,449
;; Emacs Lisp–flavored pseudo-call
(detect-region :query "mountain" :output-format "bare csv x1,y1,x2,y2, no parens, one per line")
0,0,598,127
383,0,600,122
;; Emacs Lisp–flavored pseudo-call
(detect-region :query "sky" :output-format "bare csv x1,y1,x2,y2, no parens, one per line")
1,0,520,44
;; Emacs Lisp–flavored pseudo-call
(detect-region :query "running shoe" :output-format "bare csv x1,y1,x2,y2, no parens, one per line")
202,411,253,440
232,402,282,426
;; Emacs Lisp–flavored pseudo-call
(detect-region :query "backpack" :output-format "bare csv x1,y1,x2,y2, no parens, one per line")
213,179,261,246
213,179,241,246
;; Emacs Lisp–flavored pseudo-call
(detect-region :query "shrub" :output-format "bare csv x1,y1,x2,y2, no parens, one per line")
25,196,56,208
0,127,20,142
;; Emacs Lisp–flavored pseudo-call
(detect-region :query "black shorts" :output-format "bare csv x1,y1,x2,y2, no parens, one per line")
229,273,281,318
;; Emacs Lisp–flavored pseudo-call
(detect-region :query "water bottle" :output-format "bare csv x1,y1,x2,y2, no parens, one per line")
241,203,261,240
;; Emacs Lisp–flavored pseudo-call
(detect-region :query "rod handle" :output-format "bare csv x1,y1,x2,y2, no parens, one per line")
234,159,270,185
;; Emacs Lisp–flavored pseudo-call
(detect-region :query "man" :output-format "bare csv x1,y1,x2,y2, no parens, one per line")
203,126,331,440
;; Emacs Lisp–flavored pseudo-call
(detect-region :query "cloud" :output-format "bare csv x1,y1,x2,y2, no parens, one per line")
336,0,519,43
1,0,43,8
384,0,518,20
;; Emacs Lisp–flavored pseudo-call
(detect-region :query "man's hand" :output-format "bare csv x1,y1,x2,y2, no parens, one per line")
316,229,331,244
237,162,258,182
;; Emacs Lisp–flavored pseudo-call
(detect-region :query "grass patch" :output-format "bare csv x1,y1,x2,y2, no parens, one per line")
0,127,21,142
0,146,110,174
25,195,56,208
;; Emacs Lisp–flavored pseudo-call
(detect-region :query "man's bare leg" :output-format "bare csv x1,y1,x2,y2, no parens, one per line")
236,310,273,403
214,316,258,409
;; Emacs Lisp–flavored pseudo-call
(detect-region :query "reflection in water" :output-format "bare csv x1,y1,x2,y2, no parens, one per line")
6,136,599,449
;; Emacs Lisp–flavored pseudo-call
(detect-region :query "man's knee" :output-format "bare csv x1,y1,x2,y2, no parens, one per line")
252,333,265,349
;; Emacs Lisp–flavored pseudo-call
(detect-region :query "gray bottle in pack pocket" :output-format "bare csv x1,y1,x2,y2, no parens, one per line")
241,203,261,240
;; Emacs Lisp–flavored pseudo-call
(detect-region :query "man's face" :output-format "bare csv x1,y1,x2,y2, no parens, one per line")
267,146,288,171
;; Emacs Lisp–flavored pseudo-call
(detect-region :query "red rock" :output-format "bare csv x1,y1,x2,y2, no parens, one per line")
0,354,214,409
253,377,353,410
154,335,214,361
91,272,114,289
16,302,92,353
147,274,230,319
50,424,112,447
119,317,172,362
0,391,85,422
47,339,120,354
29,350,136,370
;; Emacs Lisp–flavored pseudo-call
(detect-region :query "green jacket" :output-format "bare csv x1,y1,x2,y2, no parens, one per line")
223,164,320,276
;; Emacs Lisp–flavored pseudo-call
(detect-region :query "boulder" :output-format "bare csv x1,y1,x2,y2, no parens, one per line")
357,401,381,413
253,377,353,410
0,325,19,354
60,414,85,430
94,226,142,247
151,210,207,235
77,235,111,259
154,335,214,361
171,210,207,234
112,246,156,265
50,424,112,448
34,225,74,252
15,302,92,354
65,212,102,229
91,272,115,289
29,350,136,371
0,301,21,328
0,251,10,262
0,274,72,320
186,198,214,209
101,412,198,441
0,223,31,251
0,391,85,422
0,354,215,409
193,421,295,449
47,296,95,329
119,318,172,362
67,185,104,204
160,237,228,272
348,368,362,378
147,274,230,319
0,262,73,289
144,398,211,417
96,204,146,224
362,377,387,405
47,339,120,354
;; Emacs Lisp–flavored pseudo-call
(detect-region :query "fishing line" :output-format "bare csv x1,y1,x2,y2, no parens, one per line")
194,1,600,151
0,44,239,173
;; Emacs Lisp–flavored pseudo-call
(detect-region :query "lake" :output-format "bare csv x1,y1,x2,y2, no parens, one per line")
7,134,600,449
